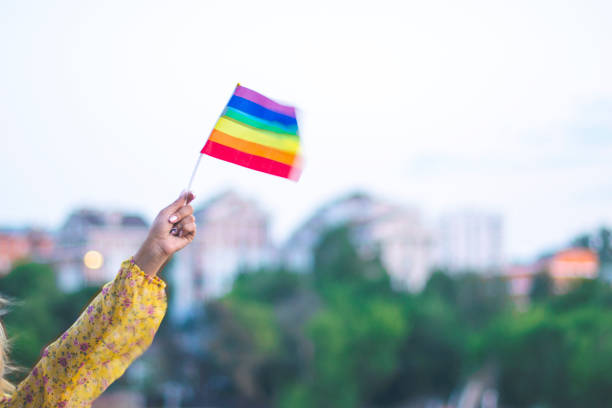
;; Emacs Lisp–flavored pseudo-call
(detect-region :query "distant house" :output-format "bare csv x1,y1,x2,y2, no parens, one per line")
282,192,434,292
548,248,599,291
503,247,599,300
0,228,55,274
503,261,546,300
0,229,31,273
55,209,148,291
171,191,273,321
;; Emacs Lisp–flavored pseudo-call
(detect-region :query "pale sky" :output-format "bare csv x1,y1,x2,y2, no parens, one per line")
1,0,611,261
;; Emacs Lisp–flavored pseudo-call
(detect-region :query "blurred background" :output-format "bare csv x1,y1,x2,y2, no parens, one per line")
1,1,611,407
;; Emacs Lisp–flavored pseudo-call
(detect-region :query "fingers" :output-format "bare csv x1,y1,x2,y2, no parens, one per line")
162,191,196,215
168,203,194,224
171,215,196,237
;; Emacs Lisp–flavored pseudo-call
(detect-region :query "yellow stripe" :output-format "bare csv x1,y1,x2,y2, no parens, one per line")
214,117,300,154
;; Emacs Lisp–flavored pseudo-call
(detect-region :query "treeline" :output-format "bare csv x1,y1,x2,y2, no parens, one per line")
145,226,612,407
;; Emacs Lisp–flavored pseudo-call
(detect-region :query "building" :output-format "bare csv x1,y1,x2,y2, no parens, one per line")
283,192,434,291
171,191,273,321
435,210,503,274
55,209,149,291
503,262,544,301
548,247,598,291
503,247,599,300
0,228,55,274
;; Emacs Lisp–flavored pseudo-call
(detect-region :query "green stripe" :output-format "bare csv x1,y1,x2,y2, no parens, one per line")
224,107,299,137
219,116,301,148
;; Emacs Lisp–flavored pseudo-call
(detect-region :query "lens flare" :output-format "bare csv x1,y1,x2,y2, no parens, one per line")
83,250,104,270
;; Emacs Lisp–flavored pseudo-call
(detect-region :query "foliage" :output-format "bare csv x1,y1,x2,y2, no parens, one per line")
198,225,612,408
0,262,100,381
485,277,612,407
572,227,612,266
529,270,554,302
202,227,510,408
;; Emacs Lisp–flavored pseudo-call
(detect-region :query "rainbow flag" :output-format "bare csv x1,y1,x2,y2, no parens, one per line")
201,84,301,181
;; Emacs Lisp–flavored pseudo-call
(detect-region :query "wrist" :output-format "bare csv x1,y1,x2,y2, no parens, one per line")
133,239,169,276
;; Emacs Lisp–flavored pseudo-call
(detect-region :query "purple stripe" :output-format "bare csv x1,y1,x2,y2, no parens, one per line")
234,85,296,118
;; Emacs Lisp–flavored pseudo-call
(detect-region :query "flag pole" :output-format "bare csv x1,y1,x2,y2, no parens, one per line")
186,153,203,195
184,83,239,198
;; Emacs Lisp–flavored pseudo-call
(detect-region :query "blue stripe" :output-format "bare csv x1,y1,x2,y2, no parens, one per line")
227,95,298,127
223,107,298,135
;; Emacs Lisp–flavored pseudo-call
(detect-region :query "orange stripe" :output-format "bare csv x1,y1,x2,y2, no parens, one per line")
209,129,298,165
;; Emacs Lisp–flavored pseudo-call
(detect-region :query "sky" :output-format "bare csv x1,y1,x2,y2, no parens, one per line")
1,0,611,261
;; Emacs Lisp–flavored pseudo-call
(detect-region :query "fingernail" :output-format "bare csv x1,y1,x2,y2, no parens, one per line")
170,228,178,235
169,215,178,223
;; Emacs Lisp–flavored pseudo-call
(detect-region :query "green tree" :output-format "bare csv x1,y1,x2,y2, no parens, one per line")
572,226,612,268
488,277,612,407
529,270,554,302
278,227,410,408
204,267,308,405
0,262,64,375
0,262,101,381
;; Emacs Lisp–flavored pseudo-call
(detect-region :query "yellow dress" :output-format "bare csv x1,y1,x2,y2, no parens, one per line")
0,259,167,407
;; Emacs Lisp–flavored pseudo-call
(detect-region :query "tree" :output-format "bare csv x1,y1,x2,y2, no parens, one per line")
203,267,308,405
488,277,612,407
572,226,612,267
0,262,101,381
278,227,409,408
529,270,553,302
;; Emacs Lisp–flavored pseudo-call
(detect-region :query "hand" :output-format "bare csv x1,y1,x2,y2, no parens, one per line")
133,191,197,276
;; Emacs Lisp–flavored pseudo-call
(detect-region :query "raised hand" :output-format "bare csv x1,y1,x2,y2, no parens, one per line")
133,191,196,276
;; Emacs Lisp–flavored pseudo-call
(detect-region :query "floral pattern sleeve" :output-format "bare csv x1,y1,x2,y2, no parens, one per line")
2,259,167,408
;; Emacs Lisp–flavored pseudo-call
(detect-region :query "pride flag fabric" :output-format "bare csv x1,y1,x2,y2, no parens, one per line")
201,84,302,181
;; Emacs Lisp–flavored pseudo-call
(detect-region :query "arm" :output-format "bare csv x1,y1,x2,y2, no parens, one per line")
3,192,196,407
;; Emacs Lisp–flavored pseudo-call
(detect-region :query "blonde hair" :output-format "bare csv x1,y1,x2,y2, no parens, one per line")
0,297,15,396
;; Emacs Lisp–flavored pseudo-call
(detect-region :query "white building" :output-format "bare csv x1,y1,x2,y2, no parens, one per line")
55,209,149,291
283,192,434,291
171,191,273,321
435,210,503,274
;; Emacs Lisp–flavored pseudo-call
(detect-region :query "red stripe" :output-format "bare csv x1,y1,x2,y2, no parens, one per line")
202,140,300,180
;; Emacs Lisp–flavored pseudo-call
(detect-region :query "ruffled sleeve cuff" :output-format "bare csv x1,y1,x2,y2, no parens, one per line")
118,258,167,289
108,258,168,324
